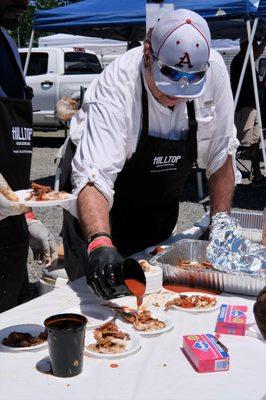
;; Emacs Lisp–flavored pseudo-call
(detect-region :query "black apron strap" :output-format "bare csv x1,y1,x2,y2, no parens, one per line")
187,101,198,134
186,100,198,161
0,29,29,100
140,74,149,139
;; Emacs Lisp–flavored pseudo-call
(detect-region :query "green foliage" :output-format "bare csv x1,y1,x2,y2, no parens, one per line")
9,0,72,47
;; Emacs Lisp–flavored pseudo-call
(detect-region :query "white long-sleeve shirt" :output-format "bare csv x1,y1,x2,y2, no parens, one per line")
71,46,240,207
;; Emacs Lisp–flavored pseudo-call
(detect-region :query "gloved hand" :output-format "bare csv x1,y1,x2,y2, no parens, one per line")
27,219,58,267
86,243,129,299
0,193,27,221
207,212,266,276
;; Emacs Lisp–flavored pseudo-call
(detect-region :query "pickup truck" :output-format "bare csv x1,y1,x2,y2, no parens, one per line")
19,47,103,130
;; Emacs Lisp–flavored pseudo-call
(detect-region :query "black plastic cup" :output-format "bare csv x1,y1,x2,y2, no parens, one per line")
44,313,87,378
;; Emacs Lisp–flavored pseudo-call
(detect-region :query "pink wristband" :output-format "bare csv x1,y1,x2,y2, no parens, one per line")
25,211,36,220
88,236,113,253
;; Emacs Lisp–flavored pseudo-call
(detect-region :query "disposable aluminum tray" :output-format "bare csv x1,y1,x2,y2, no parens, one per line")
230,210,263,230
150,239,266,297
196,210,263,243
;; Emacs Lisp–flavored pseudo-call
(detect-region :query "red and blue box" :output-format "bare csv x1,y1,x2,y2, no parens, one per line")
183,334,230,373
215,304,247,336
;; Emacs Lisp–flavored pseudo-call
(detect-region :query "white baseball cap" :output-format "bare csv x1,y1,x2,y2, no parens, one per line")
151,9,211,98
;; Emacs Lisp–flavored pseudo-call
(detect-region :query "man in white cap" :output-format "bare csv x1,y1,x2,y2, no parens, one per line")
62,9,242,297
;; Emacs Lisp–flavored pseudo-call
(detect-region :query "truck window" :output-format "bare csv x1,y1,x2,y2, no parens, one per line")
20,52,48,76
64,52,103,75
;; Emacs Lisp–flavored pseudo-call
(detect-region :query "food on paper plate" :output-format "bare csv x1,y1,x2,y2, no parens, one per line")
177,259,213,270
165,294,217,310
26,182,70,201
0,174,19,201
2,330,47,348
87,322,130,354
114,306,166,332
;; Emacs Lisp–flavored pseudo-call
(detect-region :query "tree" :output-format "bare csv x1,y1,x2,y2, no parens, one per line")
10,0,75,47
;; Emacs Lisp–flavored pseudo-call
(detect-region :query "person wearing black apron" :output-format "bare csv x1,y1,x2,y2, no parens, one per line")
61,76,197,292
0,4,33,312
62,10,237,299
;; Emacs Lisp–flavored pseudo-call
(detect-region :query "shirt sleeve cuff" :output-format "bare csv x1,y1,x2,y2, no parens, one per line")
206,136,242,185
72,165,114,209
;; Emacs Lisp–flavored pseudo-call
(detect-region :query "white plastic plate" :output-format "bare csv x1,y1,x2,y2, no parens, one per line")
0,324,47,351
84,328,141,359
167,292,220,314
15,189,76,208
118,312,174,336
63,305,115,329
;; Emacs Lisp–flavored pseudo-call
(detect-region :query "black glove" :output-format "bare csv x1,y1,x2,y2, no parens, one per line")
86,246,129,299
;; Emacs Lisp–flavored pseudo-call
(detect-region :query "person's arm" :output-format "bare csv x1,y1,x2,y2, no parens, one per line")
70,64,132,298
208,155,235,216
78,183,110,241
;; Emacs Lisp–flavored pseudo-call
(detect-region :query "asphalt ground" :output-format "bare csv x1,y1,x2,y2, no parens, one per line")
27,130,266,283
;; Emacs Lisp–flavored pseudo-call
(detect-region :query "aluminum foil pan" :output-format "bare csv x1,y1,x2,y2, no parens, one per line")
231,210,262,230
150,239,266,296
232,211,263,243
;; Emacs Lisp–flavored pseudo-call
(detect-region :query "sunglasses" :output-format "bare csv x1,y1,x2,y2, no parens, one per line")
153,56,209,84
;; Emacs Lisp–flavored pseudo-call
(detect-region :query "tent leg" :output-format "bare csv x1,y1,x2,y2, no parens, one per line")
246,20,266,173
234,19,258,110
24,29,35,76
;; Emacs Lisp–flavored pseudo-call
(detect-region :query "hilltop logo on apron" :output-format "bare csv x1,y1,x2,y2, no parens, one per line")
11,125,32,154
151,154,182,173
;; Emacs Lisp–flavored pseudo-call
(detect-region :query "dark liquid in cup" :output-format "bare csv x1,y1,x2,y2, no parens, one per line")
46,318,84,329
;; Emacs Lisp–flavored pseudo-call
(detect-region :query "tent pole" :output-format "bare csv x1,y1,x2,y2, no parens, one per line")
234,18,258,110
24,29,35,76
246,19,266,173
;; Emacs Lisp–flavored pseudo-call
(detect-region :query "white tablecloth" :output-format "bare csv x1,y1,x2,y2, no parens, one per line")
0,278,265,400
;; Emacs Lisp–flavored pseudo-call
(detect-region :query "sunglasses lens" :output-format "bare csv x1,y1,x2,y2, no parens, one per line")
159,63,206,83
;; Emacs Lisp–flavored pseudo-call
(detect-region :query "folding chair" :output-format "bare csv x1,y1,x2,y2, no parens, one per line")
193,160,204,200
236,145,252,178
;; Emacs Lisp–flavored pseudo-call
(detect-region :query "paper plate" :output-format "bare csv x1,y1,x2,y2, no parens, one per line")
63,305,115,329
84,329,141,359
15,189,76,208
166,292,220,314
0,324,47,351
118,312,174,336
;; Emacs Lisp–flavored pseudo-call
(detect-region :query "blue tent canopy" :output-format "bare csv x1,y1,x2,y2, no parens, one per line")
33,0,264,41
258,0,266,15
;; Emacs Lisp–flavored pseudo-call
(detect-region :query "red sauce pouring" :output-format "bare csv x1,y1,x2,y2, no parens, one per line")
122,258,146,308
124,279,145,308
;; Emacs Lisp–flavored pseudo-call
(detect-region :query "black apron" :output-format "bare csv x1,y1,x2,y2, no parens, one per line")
0,93,33,312
61,76,197,280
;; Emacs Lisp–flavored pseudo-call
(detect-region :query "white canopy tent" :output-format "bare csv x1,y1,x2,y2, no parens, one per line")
38,34,127,67
38,33,127,54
